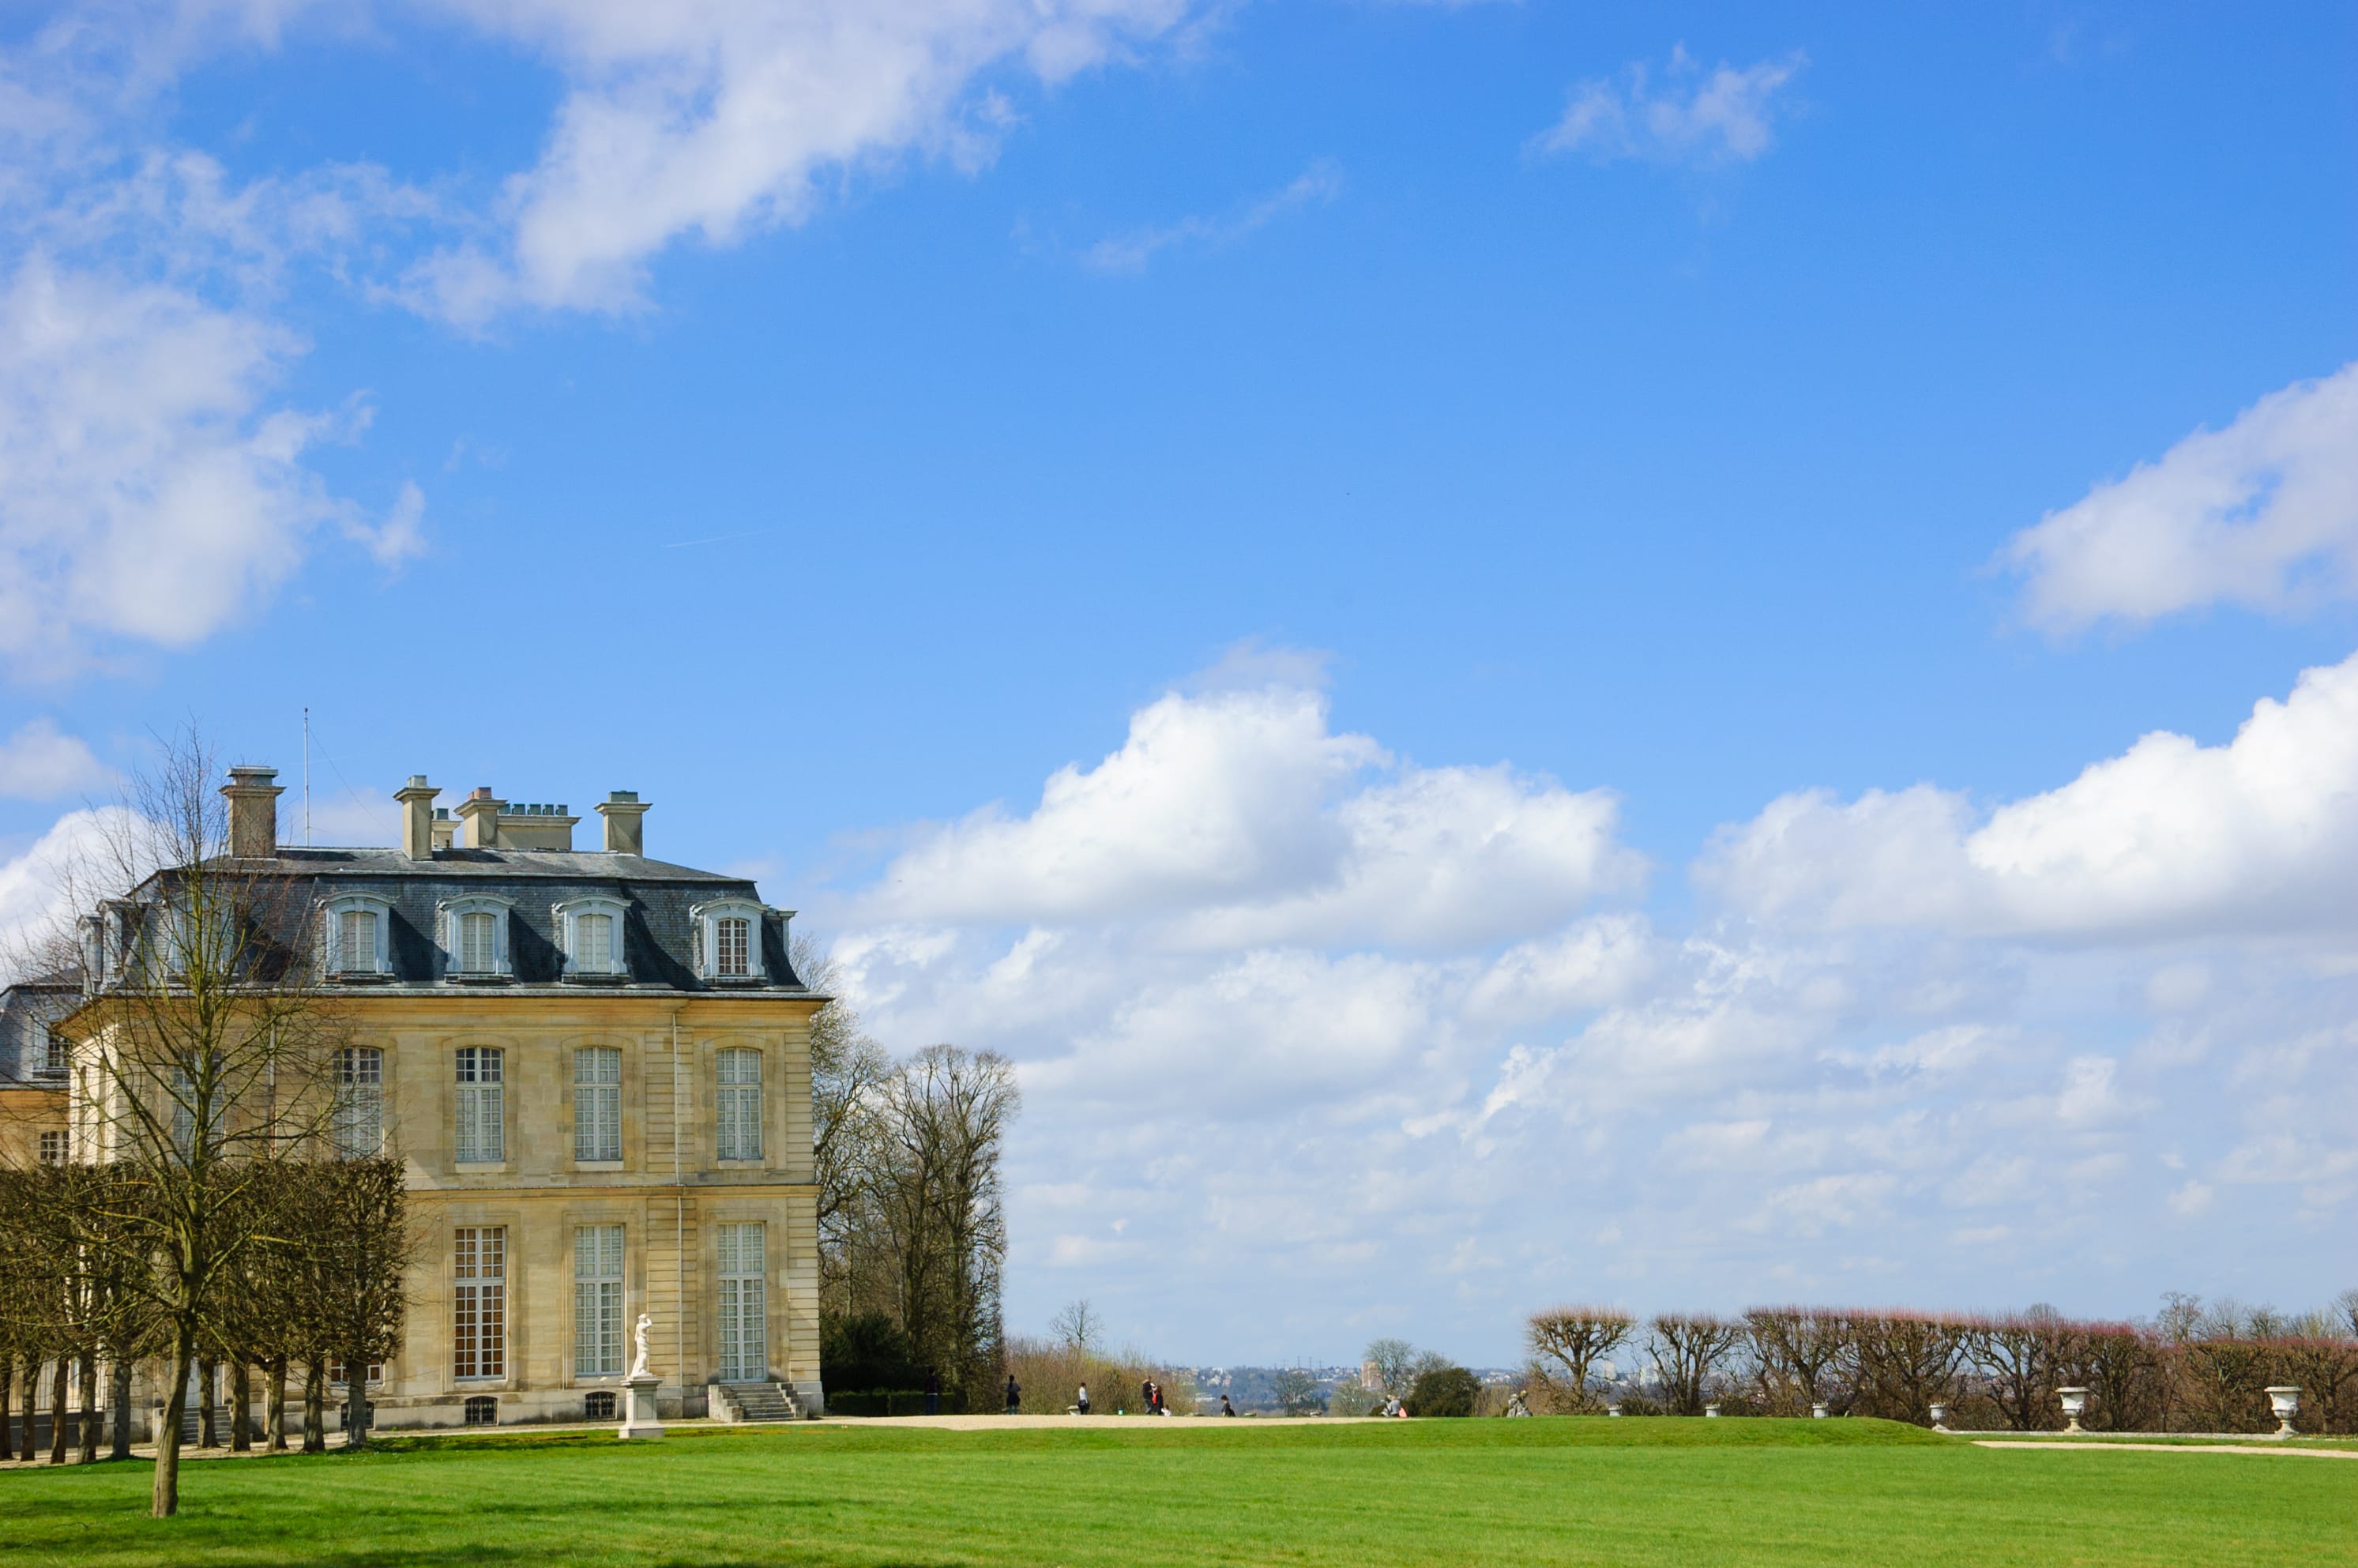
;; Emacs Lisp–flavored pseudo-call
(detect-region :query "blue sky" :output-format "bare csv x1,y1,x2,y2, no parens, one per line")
2,1,2354,1364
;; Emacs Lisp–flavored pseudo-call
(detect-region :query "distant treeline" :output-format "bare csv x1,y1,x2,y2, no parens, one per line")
1523,1294,2358,1434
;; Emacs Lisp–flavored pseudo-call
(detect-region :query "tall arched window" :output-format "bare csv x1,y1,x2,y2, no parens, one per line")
716,1049,762,1161
574,1047,621,1162
335,1046,384,1158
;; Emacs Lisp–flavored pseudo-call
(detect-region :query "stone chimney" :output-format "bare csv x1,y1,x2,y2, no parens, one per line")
221,766,284,858
394,776,440,859
455,787,505,849
596,791,650,856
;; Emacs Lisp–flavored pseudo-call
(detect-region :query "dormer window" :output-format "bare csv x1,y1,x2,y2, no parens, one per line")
438,896,514,979
553,897,630,980
324,894,394,977
690,899,767,983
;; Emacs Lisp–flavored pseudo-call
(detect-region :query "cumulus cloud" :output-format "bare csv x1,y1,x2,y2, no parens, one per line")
1533,44,1805,166
0,805,135,973
811,653,2357,1356
2006,363,2358,633
862,679,1640,946
0,719,111,799
0,256,423,674
1698,647,2358,940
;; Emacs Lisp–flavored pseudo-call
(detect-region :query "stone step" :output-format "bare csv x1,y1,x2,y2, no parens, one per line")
716,1382,801,1423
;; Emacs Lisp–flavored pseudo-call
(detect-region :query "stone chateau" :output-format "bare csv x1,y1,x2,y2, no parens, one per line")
0,767,825,1429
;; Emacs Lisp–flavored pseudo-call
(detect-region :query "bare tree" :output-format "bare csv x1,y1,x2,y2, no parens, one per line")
1050,1299,1104,1352
1525,1306,1632,1412
1648,1314,1743,1416
24,732,350,1515
794,933,891,1315
1363,1337,1420,1400
862,1045,1020,1404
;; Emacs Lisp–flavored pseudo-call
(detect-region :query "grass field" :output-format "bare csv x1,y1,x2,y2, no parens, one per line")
3,1418,2352,1568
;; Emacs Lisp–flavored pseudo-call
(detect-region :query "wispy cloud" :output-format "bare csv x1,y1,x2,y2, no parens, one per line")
2003,363,2358,634
1083,160,1342,274
1533,45,1806,167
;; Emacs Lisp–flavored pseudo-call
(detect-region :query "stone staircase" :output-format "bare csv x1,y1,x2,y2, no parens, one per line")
713,1382,803,1423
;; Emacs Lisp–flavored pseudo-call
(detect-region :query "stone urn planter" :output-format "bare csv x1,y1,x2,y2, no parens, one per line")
1811,1401,1828,1419
2056,1386,2089,1435
1606,1401,1623,1417
2264,1386,2301,1437
1703,1402,1721,1419
1928,1401,1950,1432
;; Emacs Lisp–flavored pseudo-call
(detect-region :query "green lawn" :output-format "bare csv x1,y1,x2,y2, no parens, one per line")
2,1418,2352,1568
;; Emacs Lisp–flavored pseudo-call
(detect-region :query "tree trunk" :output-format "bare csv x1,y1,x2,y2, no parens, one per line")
344,1340,370,1453
302,1363,325,1453
197,1356,217,1447
154,1329,194,1517
0,1357,11,1465
78,1349,98,1464
110,1358,133,1461
21,1359,42,1461
229,1359,252,1452
47,1358,70,1464
266,1356,288,1451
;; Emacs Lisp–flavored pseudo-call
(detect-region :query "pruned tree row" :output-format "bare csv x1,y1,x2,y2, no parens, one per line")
0,729,411,1516
1519,1295,2358,1432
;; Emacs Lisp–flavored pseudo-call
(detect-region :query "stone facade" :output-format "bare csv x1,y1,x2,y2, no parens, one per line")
3,768,826,1429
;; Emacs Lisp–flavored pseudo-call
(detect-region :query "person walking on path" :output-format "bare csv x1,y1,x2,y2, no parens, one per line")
924,1371,942,1416
1141,1378,1155,1416
1077,1382,1091,1416
1220,1394,1236,1417
1004,1375,1021,1416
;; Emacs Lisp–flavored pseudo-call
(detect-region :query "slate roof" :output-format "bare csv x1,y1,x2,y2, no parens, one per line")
0,976,80,1082
102,847,810,997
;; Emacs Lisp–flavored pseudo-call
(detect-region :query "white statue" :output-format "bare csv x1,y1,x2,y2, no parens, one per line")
630,1313,653,1379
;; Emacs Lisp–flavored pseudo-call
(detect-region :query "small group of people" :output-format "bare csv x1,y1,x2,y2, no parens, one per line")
1138,1378,1171,1416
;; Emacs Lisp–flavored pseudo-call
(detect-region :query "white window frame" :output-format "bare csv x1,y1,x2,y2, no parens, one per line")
38,1129,66,1165
716,1048,763,1162
36,1021,63,1076
574,1224,626,1379
454,1226,506,1381
552,896,630,980
690,898,767,983
334,1045,385,1159
716,1222,767,1382
437,895,515,979
574,1046,622,1163
455,1046,505,1164
322,893,394,977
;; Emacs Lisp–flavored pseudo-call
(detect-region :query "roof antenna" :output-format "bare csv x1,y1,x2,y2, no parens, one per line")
303,707,311,848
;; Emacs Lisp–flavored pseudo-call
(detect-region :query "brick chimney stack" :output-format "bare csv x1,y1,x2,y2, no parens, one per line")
221,766,284,859
455,787,505,849
395,776,440,859
596,791,650,856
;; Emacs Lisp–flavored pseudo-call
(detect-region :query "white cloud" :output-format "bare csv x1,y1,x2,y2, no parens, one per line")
2006,363,2358,633
1533,45,1805,167
1083,160,1342,274
0,804,135,972
0,256,422,674
404,0,1200,321
0,719,111,799
863,678,1640,945
1698,646,2358,940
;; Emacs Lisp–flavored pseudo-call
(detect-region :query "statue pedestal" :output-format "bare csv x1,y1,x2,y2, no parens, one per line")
618,1374,664,1441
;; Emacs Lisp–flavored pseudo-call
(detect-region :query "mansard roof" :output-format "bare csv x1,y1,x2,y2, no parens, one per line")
100,846,812,998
